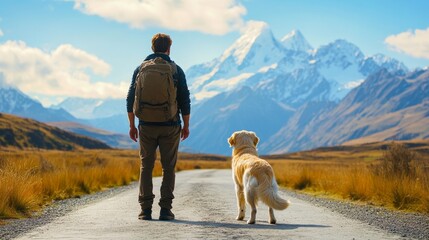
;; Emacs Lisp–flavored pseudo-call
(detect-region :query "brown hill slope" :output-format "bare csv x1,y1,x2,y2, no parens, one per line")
263,139,429,161
0,113,111,150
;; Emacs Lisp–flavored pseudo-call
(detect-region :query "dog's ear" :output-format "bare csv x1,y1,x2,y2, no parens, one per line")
251,133,259,147
228,133,236,147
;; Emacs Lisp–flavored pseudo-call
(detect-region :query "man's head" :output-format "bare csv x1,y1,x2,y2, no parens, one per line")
151,33,172,55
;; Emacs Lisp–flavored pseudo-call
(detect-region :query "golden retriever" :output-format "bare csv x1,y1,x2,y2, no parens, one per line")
228,130,290,224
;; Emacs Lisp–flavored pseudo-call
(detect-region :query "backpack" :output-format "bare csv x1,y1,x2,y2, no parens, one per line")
133,57,178,122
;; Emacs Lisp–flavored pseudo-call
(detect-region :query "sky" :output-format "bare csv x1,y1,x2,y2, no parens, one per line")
0,0,428,106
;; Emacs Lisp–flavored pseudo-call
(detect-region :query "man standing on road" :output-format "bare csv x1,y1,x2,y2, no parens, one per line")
126,33,191,221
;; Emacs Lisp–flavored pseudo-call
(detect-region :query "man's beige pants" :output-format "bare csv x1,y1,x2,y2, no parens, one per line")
138,125,181,210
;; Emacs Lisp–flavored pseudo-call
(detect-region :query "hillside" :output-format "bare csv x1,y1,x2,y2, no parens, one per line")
263,139,429,161
0,113,111,150
47,122,136,149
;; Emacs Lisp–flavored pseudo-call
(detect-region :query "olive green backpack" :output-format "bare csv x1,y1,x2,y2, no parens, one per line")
133,57,178,122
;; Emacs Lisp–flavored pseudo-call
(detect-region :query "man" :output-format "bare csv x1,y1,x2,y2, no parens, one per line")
126,33,191,221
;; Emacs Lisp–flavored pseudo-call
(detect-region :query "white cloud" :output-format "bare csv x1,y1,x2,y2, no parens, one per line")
385,28,429,59
73,0,246,35
0,28,3,37
0,40,128,102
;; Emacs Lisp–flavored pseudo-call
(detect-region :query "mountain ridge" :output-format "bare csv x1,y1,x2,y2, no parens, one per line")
187,22,408,107
261,68,429,154
2,22,426,155
0,80,132,148
0,81,77,123
179,22,419,155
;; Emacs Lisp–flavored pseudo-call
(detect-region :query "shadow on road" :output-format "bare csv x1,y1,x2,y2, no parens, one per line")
171,219,330,230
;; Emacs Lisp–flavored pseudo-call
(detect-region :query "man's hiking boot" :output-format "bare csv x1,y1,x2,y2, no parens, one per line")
138,208,152,220
159,208,175,220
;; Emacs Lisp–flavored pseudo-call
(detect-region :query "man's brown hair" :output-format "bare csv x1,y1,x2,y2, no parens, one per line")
151,33,172,53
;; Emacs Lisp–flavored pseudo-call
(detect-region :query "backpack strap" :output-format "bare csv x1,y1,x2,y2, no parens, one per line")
170,61,178,86
170,61,178,75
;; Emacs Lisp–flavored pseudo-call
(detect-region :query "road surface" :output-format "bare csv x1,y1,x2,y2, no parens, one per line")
16,169,402,239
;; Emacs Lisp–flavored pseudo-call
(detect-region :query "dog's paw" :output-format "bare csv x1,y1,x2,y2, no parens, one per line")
236,216,244,221
269,219,276,224
247,219,255,224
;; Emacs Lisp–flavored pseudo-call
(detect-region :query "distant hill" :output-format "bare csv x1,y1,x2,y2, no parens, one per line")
0,113,111,150
263,139,429,160
47,121,136,149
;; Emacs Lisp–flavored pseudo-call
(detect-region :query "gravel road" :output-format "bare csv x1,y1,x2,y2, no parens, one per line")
1,169,428,239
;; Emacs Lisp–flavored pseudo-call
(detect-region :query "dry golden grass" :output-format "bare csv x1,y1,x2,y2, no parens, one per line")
0,149,229,220
269,141,429,213
2,140,428,220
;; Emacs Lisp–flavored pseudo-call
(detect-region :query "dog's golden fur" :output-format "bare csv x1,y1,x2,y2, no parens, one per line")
228,130,289,224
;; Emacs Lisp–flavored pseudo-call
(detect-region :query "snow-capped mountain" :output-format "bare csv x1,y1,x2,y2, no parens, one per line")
188,21,287,101
181,21,416,155
361,54,408,76
251,67,331,108
182,86,294,154
52,97,104,119
53,97,124,119
308,40,407,99
0,76,132,148
186,23,408,106
0,75,76,122
53,97,129,135
261,68,429,153
280,29,312,52
3,20,422,155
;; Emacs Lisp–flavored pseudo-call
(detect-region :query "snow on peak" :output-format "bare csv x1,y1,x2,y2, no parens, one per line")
317,39,363,56
371,53,392,63
221,21,276,65
281,29,312,52
314,39,364,66
369,53,408,72
331,39,363,58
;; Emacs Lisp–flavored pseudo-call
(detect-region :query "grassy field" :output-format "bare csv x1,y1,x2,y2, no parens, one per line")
1,140,428,223
0,148,229,221
267,141,429,213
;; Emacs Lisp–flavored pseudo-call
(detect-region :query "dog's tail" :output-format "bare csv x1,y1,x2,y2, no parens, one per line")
259,176,290,210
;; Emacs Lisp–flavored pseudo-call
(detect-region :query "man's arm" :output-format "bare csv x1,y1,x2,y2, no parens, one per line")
128,112,138,142
126,67,140,142
175,65,191,141
181,114,190,141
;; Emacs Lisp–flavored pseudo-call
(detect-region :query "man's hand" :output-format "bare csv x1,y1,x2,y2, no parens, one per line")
181,126,189,141
129,126,138,142
181,114,190,141
127,112,138,142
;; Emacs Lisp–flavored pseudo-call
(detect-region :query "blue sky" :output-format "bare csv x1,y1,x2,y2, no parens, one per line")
0,0,428,106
